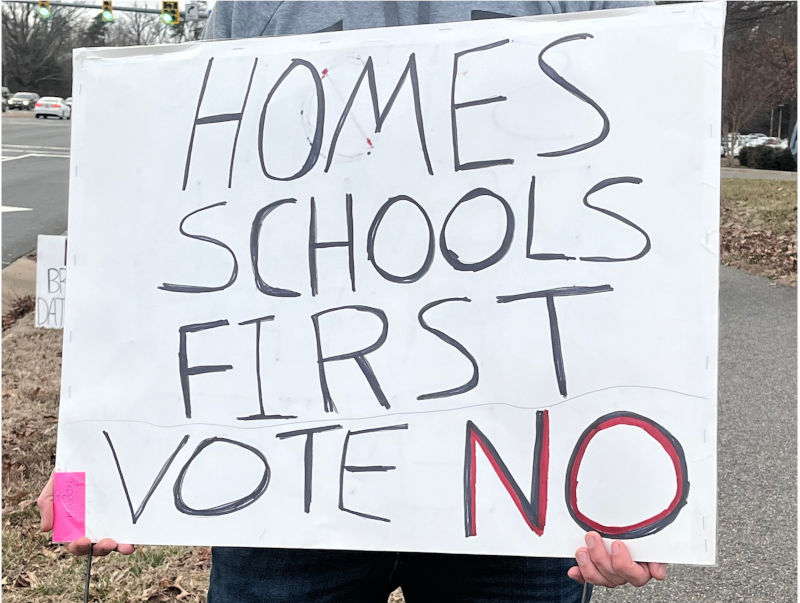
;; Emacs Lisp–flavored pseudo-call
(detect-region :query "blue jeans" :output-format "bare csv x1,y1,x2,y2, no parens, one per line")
208,547,591,602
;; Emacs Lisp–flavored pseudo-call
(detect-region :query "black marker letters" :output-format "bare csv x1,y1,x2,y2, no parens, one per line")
183,58,258,190
339,424,408,522
178,320,233,419
326,54,433,175
259,59,325,181
311,305,390,412
537,34,609,157
159,203,239,294
451,39,514,171
497,286,614,397
417,297,478,400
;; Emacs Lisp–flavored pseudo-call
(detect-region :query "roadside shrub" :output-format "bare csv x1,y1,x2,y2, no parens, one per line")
773,148,797,172
738,146,750,167
749,145,774,168
743,145,797,172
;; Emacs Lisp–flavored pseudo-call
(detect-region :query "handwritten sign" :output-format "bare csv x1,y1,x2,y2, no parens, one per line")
56,3,723,563
35,234,67,329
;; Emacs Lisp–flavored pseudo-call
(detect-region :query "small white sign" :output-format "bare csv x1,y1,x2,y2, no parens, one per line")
35,234,67,329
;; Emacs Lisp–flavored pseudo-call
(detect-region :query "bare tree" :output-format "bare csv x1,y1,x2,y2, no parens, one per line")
726,1,796,40
2,3,81,96
105,3,174,47
2,1,197,97
722,1,797,163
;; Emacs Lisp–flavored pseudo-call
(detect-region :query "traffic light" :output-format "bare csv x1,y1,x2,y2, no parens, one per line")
37,0,52,20
161,1,180,25
101,0,114,23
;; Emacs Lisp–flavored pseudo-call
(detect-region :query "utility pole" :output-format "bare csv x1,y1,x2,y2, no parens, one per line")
770,106,774,137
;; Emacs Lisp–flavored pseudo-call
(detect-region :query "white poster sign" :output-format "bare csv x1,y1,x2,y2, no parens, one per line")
35,234,68,329
57,3,723,563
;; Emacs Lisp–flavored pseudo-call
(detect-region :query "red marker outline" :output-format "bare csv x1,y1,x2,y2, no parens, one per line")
464,411,549,537
565,411,689,539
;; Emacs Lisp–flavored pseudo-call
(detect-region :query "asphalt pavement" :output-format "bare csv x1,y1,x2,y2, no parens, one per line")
721,166,797,181
596,266,797,602
1,112,70,266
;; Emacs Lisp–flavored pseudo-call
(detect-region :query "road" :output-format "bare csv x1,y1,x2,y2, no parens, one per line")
1,112,70,266
721,166,797,181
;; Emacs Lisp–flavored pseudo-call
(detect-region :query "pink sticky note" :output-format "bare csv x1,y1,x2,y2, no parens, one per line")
53,472,86,542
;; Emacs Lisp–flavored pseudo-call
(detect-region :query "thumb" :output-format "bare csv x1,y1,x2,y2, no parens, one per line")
648,562,668,580
37,473,55,532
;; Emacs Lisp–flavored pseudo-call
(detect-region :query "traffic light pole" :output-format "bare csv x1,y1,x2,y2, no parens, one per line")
1,0,206,18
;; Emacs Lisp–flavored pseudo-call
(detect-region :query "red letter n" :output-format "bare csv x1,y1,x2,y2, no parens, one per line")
463,410,549,537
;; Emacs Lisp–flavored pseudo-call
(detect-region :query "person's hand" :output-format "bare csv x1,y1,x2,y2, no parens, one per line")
37,472,135,557
568,531,667,588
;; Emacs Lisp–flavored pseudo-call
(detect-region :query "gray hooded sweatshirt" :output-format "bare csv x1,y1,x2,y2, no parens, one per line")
203,1,652,40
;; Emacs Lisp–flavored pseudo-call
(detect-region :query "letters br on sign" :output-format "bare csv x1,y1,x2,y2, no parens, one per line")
57,2,723,563
35,234,68,329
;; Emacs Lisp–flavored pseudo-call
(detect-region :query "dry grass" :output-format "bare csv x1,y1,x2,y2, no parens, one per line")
720,178,797,284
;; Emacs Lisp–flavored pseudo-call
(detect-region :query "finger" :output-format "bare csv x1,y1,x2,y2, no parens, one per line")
67,537,92,556
609,541,652,587
92,540,135,556
575,547,616,588
567,565,585,584
93,538,120,556
37,473,55,532
647,562,668,581
585,532,626,587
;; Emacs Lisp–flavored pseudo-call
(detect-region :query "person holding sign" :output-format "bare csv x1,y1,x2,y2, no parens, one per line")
38,0,683,601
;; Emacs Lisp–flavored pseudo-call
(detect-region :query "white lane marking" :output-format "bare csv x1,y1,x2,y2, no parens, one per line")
3,143,70,151
1,152,70,162
1,205,33,213
1,121,72,128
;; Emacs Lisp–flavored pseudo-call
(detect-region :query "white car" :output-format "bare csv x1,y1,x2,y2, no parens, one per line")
34,97,71,120
722,133,744,158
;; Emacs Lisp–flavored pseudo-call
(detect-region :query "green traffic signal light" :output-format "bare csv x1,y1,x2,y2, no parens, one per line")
101,0,114,22
37,0,51,19
161,1,180,25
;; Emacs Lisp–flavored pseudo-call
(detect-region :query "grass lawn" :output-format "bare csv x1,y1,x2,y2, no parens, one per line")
720,178,797,284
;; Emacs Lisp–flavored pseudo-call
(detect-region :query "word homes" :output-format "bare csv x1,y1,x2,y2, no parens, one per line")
182,32,613,189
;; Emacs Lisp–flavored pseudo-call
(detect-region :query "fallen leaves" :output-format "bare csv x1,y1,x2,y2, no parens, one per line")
2,295,35,332
720,205,797,284
11,571,39,588
141,575,195,602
